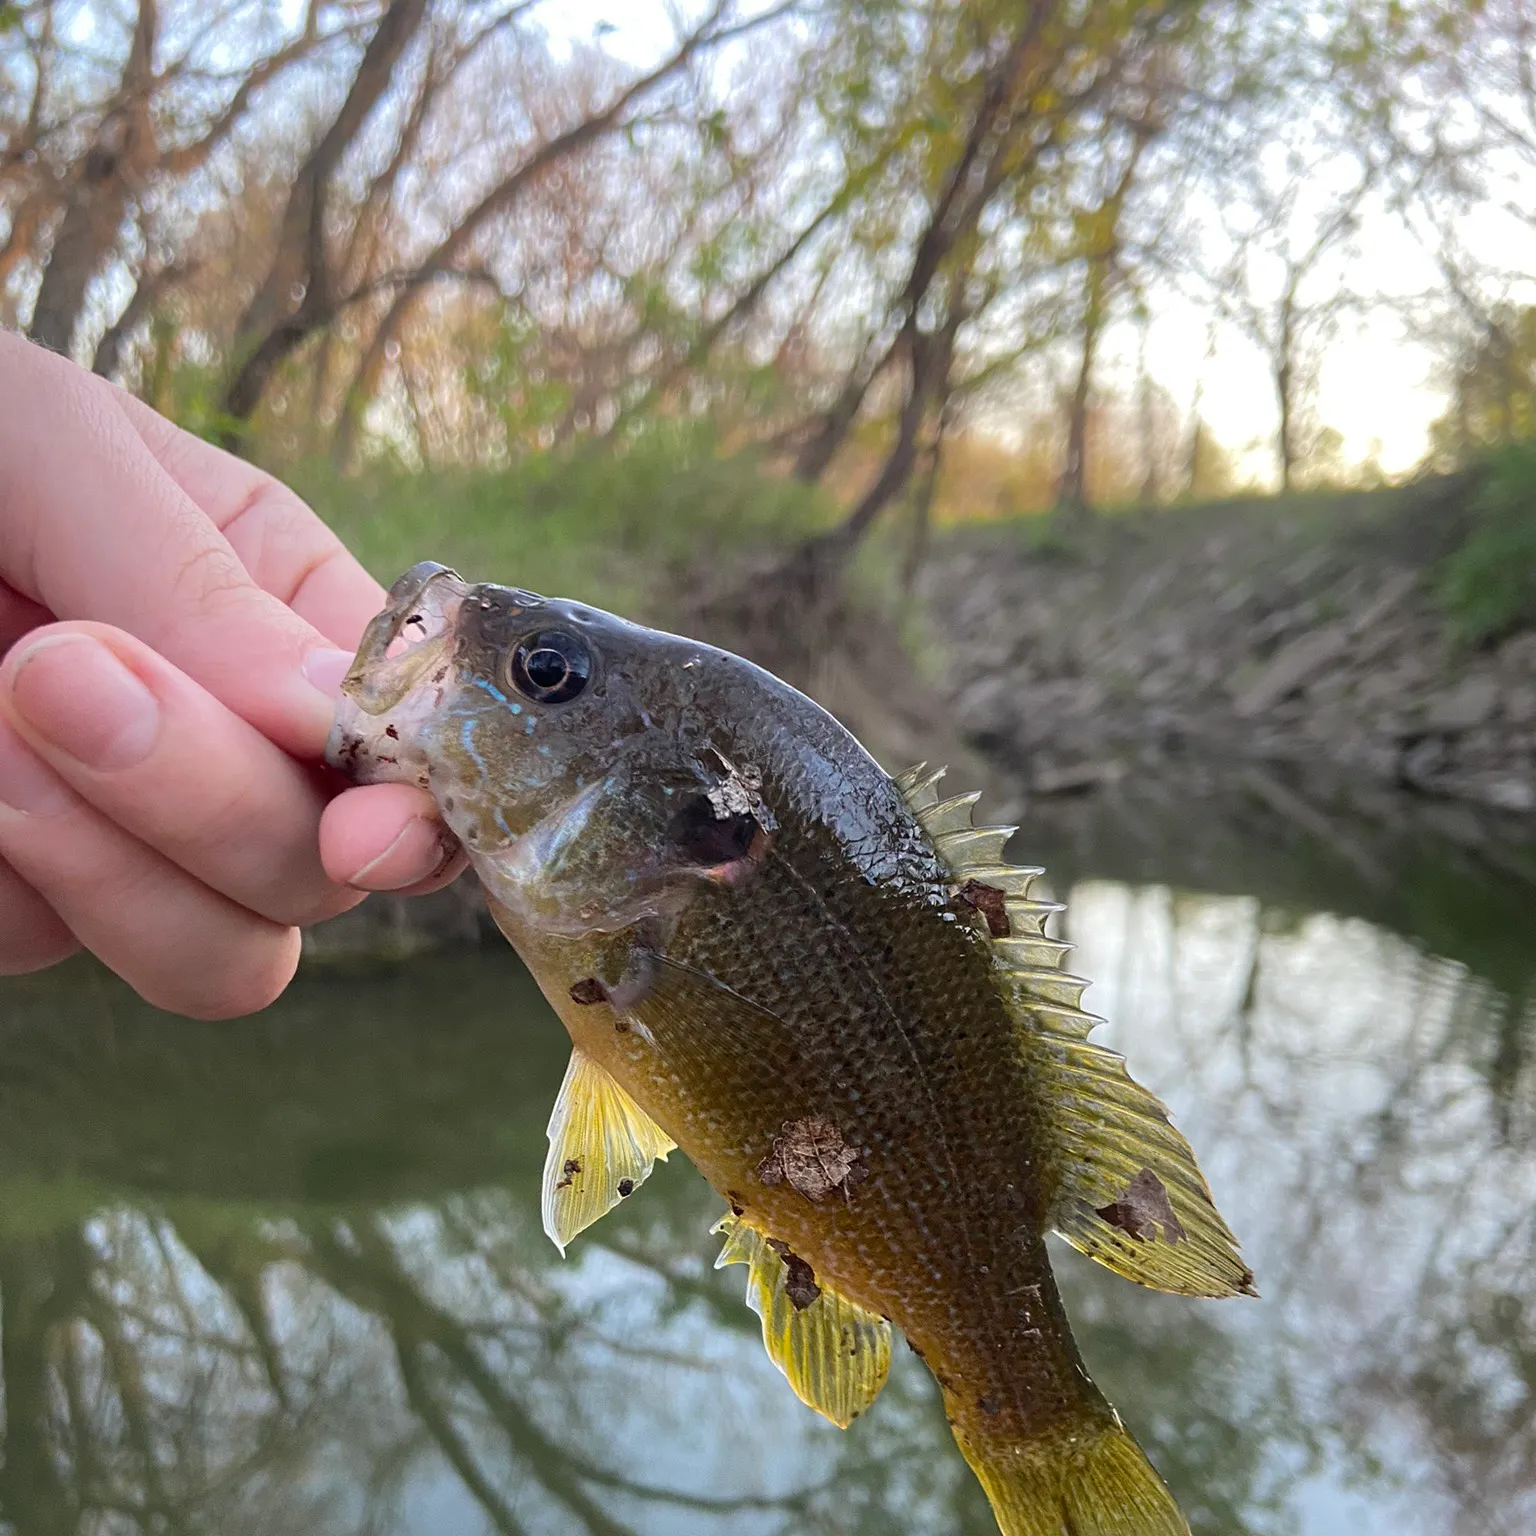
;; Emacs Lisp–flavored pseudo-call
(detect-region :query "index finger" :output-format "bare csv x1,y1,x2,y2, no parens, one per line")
116,393,385,649
0,334,359,756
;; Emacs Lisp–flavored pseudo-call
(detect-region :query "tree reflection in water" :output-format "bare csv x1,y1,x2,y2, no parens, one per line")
0,873,1529,1536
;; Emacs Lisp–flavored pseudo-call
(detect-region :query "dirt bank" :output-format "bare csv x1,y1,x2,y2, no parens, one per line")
922,476,1536,817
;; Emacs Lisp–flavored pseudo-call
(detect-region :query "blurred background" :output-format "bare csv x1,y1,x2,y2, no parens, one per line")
2,3,1536,1534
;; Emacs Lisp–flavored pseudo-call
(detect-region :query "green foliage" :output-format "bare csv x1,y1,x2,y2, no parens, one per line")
1438,445,1536,645
288,423,835,616
1428,305,1536,469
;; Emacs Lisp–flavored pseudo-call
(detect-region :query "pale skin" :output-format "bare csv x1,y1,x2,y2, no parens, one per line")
0,332,461,1016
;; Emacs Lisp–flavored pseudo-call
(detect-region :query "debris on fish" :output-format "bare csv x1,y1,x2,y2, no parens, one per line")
328,562,1256,1536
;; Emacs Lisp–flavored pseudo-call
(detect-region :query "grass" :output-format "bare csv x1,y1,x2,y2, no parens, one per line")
1437,443,1536,645
286,424,835,620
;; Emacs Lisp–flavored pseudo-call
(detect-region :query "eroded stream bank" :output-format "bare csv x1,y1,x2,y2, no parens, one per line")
922,478,1535,816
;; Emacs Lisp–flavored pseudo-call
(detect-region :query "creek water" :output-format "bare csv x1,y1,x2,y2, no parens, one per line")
0,774,1531,1536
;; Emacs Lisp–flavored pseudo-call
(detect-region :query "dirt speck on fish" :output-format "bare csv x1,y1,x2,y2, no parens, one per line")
757,1116,865,1203
327,563,1256,1536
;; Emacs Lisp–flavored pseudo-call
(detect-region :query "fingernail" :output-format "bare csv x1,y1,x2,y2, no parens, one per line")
303,648,355,701
8,634,160,772
346,816,446,891
0,715,76,817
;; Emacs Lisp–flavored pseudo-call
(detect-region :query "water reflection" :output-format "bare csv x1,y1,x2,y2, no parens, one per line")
0,871,1531,1535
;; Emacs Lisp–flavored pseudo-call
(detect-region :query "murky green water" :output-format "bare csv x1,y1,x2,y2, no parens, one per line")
0,781,1532,1536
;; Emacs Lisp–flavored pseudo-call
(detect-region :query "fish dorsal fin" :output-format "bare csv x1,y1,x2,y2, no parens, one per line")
898,764,1254,1300
713,1211,892,1428
543,1048,675,1255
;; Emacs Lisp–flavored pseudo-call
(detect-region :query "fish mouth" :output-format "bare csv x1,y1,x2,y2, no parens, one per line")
342,561,469,716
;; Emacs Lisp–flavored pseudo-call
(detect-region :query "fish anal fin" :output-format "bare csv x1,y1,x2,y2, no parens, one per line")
897,764,1254,1301
542,1048,674,1255
713,1212,891,1429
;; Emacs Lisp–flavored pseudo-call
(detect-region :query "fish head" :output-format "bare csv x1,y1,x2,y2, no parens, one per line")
328,564,779,935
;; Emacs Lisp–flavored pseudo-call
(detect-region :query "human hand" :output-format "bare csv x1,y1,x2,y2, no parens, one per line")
0,333,463,1016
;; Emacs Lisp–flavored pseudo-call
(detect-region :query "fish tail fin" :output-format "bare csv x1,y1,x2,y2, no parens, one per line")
957,1414,1188,1536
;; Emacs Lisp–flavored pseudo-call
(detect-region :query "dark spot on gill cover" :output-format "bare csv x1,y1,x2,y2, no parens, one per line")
569,978,607,1006
670,797,765,868
956,879,1011,937
1096,1167,1187,1243
765,1239,821,1311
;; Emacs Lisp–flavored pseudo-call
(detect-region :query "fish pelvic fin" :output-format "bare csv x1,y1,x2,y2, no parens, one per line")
897,764,1255,1301
956,1414,1189,1536
542,1048,674,1255
713,1211,891,1429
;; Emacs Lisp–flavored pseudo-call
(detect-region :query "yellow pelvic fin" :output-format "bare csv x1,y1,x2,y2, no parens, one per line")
897,763,1254,1300
958,1415,1189,1536
542,1048,674,1256
713,1211,891,1429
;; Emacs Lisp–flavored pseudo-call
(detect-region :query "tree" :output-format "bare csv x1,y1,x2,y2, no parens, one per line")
1427,302,1536,465
1209,146,1375,491
2,0,350,359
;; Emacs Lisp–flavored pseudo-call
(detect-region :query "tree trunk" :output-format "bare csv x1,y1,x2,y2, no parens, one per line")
1138,325,1159,506
218,0,431,433
1058,260,1106,514
903,420,949,593
1276,296,1295,491
26,1,158,357
791,7,1049,484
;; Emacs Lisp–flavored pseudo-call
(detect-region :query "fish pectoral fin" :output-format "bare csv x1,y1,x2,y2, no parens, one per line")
713,1212,891,1429
1041,1037,1255,1299
542,1048,675,1255
623,952,792,1062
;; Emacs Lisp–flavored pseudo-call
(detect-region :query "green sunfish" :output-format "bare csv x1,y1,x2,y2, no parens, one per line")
327,561,1255,1536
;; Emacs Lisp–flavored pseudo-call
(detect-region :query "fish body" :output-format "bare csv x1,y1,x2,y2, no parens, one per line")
329,563,1254,1536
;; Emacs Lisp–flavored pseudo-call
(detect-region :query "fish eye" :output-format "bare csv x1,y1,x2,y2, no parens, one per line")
507,630,592,704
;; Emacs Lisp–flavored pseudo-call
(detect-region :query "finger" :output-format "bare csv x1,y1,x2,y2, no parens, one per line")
0,578,50,656
0,623,369,927
0,334,349,757
0,716,300,1018
319,783,468,895
117,395,387,647
0,855,79,975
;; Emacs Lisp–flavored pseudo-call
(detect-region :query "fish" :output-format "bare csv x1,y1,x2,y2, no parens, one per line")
327,561,1256,1536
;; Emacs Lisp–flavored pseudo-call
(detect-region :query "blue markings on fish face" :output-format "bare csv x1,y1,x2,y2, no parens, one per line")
459,714,492,784
470,677,510,706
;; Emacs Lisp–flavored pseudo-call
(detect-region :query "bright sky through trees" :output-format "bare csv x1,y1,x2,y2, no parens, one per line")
538,1,1535,482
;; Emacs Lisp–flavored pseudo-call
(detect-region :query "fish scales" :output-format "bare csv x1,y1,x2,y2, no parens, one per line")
329,563,1252,1536
511,749,1084,1442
